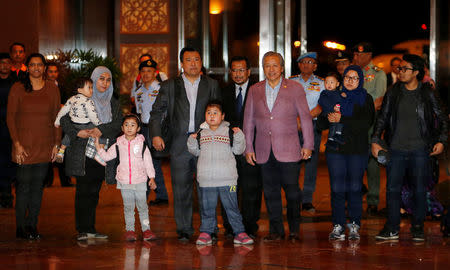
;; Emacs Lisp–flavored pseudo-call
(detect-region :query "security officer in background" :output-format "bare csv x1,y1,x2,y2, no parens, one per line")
335,51,351,78
132,59,169,205
290,52,325,213
352,42,387,215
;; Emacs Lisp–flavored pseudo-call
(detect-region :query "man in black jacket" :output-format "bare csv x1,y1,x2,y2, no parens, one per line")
221,56,262,238
150,47,221,241
372,54,448,242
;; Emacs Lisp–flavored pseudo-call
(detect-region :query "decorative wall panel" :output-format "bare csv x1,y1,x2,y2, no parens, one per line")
120,44,170,94
120,0,169,34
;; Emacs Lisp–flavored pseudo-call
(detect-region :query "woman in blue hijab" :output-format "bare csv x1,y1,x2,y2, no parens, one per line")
61,66,123,241
317,65,375,241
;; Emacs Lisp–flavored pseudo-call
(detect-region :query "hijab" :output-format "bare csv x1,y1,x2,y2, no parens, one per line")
340,65,367,116
91,66,113,123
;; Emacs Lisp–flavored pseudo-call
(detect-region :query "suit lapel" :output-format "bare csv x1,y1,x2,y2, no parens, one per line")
195,75,208,121
175,76,189,104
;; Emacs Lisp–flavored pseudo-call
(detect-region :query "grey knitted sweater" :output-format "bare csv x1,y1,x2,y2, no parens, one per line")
187,121,245,187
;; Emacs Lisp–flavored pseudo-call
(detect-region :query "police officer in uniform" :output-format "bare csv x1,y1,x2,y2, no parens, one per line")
290,52,325,213
352,42,387,215
132,59,169,205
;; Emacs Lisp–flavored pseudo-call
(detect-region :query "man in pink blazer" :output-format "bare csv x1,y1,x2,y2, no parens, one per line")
243,51,314,241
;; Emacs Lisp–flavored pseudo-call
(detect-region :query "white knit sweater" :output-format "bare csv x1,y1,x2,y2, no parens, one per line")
187,121,245,187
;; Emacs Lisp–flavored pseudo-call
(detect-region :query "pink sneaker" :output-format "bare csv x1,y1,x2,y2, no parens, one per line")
196,232,212,245
143,230,158,241
124,231,137,242
234,232,254,245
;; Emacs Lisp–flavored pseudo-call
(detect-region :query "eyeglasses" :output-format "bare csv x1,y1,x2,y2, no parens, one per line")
231,68,247,73
299,60,315,64
344,76,359,82
28,63,44,67
398,66,414,73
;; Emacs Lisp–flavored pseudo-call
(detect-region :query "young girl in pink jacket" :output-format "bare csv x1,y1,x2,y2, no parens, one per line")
95,114,157,241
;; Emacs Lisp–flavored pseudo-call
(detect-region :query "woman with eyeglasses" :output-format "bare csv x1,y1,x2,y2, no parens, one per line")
7,53,61,240
317,65,375,241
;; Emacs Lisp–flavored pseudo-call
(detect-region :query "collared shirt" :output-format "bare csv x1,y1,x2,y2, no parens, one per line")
182,73,201,132
132,80,160,124
290,74,325,111
235,80,249,99
265,79,282,112
235,80,249,106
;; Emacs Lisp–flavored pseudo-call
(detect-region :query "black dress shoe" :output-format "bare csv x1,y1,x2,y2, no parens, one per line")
27,227,41,240
288,233,300,241
16,227,28,239
263,233,284,241
224,229,234,239
149,199,169,206
178,233,190,242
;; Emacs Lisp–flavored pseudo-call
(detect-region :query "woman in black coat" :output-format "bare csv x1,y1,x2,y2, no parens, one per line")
61,66,122,241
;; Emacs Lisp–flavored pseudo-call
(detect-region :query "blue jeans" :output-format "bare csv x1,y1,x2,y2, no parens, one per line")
326,153,368,227
386,148,430,230
199,186,245,235
300,120,322,203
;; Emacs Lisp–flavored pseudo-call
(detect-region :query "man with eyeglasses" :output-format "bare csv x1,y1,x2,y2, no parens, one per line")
221,56,262,239
290,52,325,214
386,57,402,88
372,54,447,242
352,42,387,216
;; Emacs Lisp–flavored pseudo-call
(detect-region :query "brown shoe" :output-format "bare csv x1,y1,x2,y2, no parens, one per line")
263,233,284,241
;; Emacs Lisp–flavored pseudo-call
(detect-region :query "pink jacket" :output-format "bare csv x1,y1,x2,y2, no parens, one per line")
97,134,155,185
243,78,314,164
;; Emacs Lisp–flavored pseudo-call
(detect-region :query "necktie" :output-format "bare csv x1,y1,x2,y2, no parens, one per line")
236,86,243,115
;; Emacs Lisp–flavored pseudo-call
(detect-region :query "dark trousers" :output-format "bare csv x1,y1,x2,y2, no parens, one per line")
141,125,168,200
326,153,367,227
260,151,301,235
170,150,197,236
75,158,104,233
15,163,49,229
386,148,430,230
223,155,262,235
299,120,322,203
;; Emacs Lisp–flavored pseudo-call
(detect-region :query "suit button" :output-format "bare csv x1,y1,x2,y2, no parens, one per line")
270,116,273,120
269,131,271,135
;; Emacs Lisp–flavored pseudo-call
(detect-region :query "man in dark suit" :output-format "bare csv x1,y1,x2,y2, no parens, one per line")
150,47,221,241
221,56,262,238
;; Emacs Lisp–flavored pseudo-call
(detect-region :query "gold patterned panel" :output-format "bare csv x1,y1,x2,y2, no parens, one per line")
120,44,170,95
184,0,199,39
120,0,169,34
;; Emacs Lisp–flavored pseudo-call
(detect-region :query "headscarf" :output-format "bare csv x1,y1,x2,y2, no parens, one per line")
91,66,113,123
340,65,367,116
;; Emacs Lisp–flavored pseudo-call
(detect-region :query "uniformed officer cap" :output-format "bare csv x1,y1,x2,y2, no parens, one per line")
352,42,373,53
297,52,317,62
0,52,11,60
335,51,350,62
139,59,158,71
